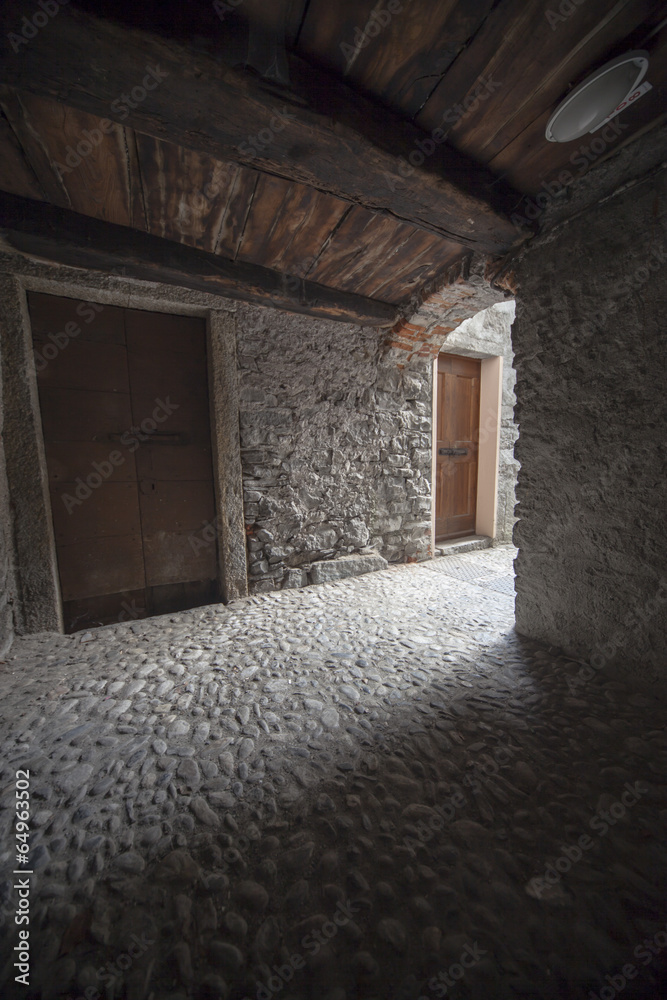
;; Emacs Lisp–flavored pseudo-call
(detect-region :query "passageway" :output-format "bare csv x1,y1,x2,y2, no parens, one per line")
1,547,665,999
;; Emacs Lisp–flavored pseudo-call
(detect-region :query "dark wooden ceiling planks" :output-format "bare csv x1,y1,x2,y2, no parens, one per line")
233,0,311,49
0,87,72,208
211,167,261,261
0,191,398,325
415,0,661,165
306,207,410,291
305,206,465,304
359,229,467,305
0,82,465,306
235,173,349,277
0,1,523,253
487,19,667,196
297,0,498,120
0,106,45,201
284,0,311,48
0,88,146,228
134,133,246,253
0,0,664,321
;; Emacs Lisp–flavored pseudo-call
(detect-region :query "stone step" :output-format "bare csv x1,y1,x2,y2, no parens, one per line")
435,534,492,557
309,551,388,585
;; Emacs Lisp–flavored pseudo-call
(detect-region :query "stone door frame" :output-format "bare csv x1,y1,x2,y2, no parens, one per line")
0,258,248,635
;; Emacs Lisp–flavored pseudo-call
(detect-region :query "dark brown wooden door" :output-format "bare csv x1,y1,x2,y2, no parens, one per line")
29,292,218,632
435,354,480,542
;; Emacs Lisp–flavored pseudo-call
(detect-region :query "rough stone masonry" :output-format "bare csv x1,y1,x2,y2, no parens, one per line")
0,342,13,657
512,167,667,687
235,304,434,595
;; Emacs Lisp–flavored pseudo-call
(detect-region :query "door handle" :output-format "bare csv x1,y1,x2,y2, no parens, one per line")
140,432,186,445
439,447,468,456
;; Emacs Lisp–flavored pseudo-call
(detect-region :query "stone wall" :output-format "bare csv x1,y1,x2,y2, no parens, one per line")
0,251,510,625
0,345,15,655
439,300,518,543
512,171,667,684
235,304,433,594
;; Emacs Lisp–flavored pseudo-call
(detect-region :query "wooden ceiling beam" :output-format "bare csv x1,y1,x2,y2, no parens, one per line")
0,193,398,326
0,3,528,254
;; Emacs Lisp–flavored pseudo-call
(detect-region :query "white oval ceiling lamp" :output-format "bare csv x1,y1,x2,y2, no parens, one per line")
546,50,649,142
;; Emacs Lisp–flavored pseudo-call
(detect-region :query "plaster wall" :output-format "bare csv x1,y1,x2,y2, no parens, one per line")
476,355,503,540
512,171,667,685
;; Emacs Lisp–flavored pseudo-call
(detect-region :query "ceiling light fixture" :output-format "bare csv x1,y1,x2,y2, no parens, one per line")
546,50,649,142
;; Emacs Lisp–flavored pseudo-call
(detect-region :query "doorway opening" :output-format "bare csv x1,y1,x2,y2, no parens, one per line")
28,291,219,632
434,353,481,542
431,301,518,554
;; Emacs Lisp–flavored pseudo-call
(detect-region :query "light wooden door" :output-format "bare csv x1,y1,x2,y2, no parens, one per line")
435,354,480,542
29,292,218,632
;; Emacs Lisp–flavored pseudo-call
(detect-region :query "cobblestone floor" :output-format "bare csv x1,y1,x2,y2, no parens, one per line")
0,546,666,1000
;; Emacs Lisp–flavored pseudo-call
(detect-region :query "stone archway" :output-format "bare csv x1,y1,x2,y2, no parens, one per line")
384,252,515,367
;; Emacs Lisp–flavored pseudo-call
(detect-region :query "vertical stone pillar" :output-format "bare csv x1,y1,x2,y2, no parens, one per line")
0,305,15,653
207,310,248,601
0,273,62,632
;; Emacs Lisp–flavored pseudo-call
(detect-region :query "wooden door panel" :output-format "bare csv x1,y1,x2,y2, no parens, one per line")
131,391,213,471
62,588,147,632
139,480,216,534
128,311,216,600
437,371,447,440
31,294,218,631
446,462,475,520
437,461,475,521
436,463,448,527
38,387,133,442
50,482,142,543
148,579,218,618
143,532,217,588
130,392,210,441
35,340,129,393
57,534,145,601
451,376,474,441
124,309,206,356
44,441,138,485
435,354,480,542
443,371,455,441
127,349,208,404
28,291,126,345
138,444,214,482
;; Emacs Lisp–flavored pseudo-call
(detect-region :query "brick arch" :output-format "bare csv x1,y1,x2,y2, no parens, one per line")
385,253,516,366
